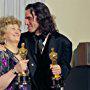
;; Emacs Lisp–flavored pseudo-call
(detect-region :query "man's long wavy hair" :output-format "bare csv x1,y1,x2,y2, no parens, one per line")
25,2,57,36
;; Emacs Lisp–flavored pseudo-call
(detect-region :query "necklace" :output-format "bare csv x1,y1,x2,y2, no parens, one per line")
4,45,19,55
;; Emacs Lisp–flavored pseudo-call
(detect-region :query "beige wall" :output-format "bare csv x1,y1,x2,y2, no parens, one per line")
45,0,90,50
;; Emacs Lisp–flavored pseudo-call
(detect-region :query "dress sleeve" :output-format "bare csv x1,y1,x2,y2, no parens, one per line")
0,51,9,76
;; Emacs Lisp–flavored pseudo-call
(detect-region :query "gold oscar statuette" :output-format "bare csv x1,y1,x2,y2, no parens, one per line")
18,43,28,85
49,48,61,79
18,43,31,90
19,43,28,60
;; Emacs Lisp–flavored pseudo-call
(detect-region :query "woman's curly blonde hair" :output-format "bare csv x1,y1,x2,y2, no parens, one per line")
0,16,21,29
0,16,21,44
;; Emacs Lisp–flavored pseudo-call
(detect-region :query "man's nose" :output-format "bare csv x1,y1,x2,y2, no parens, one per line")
25,19,29,25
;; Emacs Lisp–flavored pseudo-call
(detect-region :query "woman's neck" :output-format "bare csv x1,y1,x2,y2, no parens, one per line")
5,42,18,54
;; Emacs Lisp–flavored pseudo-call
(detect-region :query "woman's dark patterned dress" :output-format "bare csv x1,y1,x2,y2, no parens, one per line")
0,50,31,90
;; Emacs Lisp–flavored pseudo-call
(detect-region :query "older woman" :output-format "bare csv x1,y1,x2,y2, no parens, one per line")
0,16,29,90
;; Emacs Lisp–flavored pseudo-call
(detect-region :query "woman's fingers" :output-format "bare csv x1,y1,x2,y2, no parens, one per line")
20,60,29,71
15,60,29,73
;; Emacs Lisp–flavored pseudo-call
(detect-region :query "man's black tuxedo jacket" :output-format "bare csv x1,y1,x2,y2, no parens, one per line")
18,31,72,90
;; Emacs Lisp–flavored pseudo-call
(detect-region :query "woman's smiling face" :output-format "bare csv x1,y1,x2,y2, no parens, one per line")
5,24,21,43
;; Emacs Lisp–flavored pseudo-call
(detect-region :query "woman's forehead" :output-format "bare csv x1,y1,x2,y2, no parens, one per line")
6,24,19,28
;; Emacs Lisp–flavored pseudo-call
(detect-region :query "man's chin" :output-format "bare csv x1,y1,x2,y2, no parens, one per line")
28,29,34,33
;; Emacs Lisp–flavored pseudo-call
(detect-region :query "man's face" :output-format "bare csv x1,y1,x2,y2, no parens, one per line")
25,9,39,33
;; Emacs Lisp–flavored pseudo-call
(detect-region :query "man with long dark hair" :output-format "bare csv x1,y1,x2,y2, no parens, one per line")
19,2,72,90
